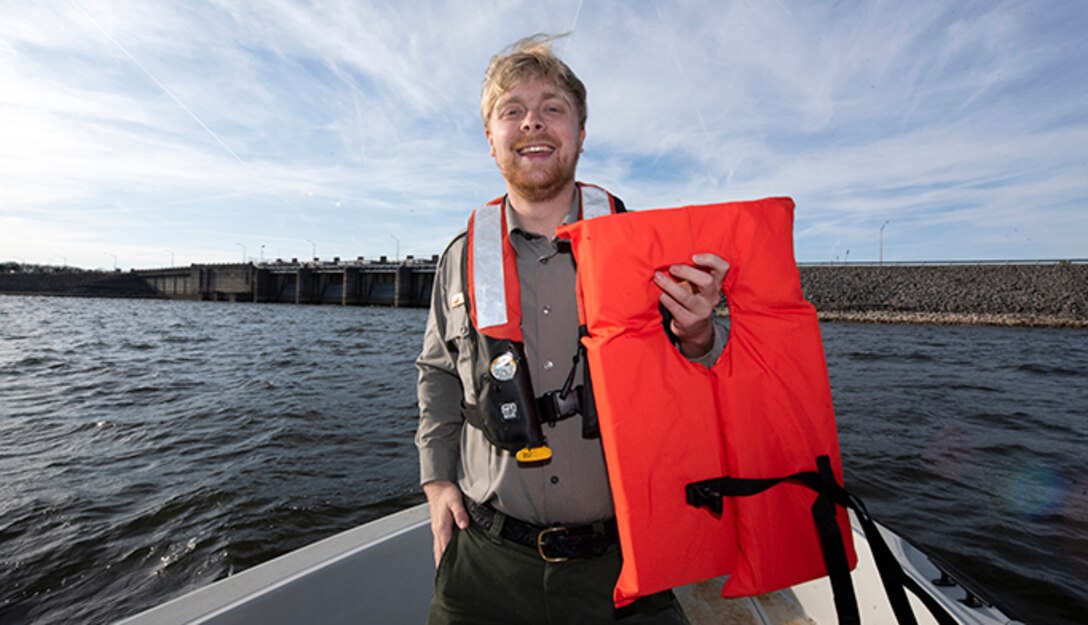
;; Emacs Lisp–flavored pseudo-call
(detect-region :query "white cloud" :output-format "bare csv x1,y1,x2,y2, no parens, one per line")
0,0,1085,268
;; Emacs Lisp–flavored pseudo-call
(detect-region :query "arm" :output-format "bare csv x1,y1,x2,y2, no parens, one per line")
415,238,472,566
654,253,730,359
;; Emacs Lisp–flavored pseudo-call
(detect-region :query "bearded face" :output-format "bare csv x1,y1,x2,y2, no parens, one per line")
487,78,585,204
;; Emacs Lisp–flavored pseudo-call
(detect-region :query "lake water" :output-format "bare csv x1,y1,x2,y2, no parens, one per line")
0,295,1084,624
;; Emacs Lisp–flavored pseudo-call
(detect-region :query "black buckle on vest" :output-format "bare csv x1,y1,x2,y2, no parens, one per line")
537,387,582,425
685,482,725,515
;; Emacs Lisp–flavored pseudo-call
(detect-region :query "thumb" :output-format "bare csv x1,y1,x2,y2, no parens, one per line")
451,500,470,529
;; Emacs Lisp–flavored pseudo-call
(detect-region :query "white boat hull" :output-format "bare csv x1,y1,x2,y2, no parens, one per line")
116,504,1022,625
117,505,434,625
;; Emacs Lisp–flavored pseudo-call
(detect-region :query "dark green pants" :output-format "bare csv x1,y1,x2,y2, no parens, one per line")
427,521,690,625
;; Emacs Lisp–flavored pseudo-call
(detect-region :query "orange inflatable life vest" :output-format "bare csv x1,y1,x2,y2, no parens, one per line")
460,183,623,462
556,197,857,607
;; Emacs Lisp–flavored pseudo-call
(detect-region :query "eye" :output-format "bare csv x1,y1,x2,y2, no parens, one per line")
499,105,523,119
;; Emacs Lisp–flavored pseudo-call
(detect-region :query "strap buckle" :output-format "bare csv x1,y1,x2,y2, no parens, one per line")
537,526,570,563
537,388,582,425
685,481,724,515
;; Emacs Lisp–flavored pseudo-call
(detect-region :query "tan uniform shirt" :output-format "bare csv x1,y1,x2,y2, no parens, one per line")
415,194,727,526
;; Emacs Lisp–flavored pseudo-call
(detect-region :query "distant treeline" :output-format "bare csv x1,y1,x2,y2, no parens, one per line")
1,262,101,274
0,268,159,299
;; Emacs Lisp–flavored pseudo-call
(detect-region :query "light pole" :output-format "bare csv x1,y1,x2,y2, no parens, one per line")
307,239,317,260
106,252,118,271
260,244,265,262
879,220,890,265
236,243,246,263
165,248,175,267
390,235,400,262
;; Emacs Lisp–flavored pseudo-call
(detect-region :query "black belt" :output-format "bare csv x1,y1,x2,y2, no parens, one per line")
465,499,618,563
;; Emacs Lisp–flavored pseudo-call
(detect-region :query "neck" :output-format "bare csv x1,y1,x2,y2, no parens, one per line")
506,181,578,236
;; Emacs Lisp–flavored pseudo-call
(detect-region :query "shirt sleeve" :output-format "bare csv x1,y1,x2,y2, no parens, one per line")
684,316,730,368
414,238,468,486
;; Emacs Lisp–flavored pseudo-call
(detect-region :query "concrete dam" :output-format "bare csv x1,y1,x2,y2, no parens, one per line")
0,257,437,308
136,257,438,307
2,258,1085,327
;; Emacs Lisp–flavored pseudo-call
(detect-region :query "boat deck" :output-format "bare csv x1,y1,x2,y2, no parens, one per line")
116,504,1021,625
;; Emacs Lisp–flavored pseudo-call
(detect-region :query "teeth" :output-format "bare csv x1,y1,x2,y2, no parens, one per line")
519,146,552,153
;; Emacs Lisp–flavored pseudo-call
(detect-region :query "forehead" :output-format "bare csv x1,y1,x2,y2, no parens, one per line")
494,77,571,106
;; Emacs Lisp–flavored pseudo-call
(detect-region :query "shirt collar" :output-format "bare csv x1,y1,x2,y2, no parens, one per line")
504,189,581,241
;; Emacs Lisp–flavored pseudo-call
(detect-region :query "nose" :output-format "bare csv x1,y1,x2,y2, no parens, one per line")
521,109,546,132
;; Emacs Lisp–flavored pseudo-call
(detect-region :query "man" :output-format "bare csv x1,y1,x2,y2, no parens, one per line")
415,34,729,625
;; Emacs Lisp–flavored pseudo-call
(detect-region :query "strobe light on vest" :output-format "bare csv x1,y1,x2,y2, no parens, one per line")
475,339,552,464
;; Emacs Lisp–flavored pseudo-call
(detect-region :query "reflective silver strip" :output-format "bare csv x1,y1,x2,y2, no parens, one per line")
472,202,507,330
580,185,612,219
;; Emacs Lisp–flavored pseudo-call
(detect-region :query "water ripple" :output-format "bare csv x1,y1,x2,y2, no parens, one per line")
1,298,1085,624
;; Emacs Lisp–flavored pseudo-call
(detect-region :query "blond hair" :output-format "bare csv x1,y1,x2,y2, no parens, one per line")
480,33,587,130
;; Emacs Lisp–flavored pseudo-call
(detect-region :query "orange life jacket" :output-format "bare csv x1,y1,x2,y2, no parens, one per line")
557,197,856,607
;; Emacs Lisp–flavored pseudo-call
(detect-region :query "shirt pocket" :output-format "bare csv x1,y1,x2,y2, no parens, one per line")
444,305,477,406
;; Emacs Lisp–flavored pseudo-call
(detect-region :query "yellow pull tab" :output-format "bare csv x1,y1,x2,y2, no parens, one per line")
516,445,553,464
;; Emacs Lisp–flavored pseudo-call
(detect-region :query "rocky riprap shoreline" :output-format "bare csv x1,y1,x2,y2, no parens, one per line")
798,262,1087,328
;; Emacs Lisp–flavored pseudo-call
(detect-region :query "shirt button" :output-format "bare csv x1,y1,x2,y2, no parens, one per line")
543,360,554,370
542,306,551,316
550,476,560,484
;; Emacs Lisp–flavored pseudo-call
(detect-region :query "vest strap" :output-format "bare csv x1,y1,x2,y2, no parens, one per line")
580,183,614,219
685,456,960,625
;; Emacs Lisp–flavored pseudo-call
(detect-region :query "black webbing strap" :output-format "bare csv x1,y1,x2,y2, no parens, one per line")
811,481,861,625
685,456,960,625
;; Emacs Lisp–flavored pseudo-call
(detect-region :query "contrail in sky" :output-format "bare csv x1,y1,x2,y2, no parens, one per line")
68,1,305,217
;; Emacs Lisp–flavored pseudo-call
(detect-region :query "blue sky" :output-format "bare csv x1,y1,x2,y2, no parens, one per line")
1,0,1085,269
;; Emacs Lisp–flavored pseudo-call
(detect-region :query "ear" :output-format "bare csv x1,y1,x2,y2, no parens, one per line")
578,127,586,152
486,129,496,157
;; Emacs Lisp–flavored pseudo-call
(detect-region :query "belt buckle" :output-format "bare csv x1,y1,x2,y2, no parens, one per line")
537,526,569,563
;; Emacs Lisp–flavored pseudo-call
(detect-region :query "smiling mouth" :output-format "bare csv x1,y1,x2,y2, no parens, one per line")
516,144,555,155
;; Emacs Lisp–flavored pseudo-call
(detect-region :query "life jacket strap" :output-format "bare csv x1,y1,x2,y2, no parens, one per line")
686,456,961,625
535,322,599,434
536,386,582,425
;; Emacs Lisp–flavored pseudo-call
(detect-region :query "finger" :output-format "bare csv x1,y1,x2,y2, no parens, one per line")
667,264,715,291
433,527,451,567
659,290,699,329
658,273,716,322
691,253,730,278
671,255,730,292
655,271,699,307
450,499,470,530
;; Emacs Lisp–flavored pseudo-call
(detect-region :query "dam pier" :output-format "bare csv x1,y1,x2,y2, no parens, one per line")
135,257,439,307
0,257,439,308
